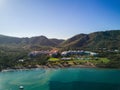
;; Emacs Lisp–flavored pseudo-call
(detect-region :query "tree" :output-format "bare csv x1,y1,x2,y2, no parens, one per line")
35,54,49,65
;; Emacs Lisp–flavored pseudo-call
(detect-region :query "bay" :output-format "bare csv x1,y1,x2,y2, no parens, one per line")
0,68,120,90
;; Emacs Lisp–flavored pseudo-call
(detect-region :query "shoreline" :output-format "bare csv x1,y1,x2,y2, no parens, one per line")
1,64,96,72
1,63,119,72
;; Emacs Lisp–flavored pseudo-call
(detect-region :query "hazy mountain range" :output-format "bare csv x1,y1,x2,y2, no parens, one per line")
0,30,120,49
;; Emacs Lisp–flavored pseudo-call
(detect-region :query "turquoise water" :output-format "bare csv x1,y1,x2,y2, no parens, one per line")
0,68,120,90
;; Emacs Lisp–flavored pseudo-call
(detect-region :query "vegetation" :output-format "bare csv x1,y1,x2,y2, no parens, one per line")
102,52,120,68
49,57,60,61
0,35,64,47
61,30,120,50
0,30,120,70
0,46,29,70
0,44,120,70
0,45,50,70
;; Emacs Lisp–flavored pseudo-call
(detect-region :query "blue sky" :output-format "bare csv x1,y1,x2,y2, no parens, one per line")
0,0,120,39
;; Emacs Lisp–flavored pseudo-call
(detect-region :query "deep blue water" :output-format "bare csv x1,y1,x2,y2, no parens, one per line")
0,68,120,90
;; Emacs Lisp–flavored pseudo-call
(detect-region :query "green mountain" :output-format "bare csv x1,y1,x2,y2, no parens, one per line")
61,30,120,49
0,35,64,47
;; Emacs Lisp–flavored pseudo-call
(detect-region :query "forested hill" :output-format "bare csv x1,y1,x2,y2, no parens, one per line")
61,30,120,49
0,35,64,46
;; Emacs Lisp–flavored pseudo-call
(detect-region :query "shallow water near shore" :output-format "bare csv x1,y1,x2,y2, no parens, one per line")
0,68,120,90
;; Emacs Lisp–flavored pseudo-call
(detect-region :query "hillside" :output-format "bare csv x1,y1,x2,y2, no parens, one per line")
0,30,120,49
61,30,120,49
0,35,64,47
0,35,22,44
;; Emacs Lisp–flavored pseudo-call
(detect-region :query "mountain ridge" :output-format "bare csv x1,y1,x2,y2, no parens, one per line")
0,30,120,49
61,30,120,49
0,34,64,46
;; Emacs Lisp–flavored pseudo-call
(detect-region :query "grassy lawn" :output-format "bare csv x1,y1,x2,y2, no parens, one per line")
88,58,110,64
67,58,110,65
48,57,110,66
48,57,60,61
66,60,87,65
99,58,110,63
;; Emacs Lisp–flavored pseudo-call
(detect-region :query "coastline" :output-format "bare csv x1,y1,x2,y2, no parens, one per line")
1,64,96,72
1,64,120,72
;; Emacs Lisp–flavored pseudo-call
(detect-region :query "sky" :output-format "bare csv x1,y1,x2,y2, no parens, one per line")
0,0,120,39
